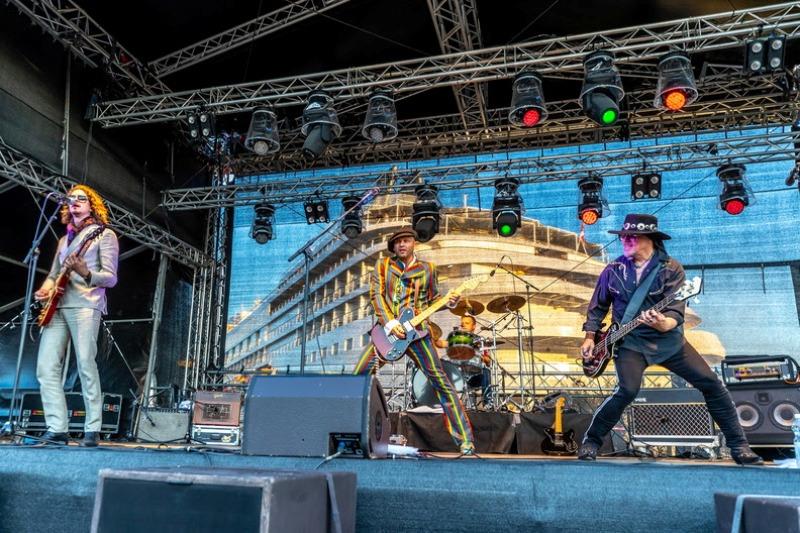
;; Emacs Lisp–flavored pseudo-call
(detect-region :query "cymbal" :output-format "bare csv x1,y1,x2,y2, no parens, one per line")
428,321,442,341
486,295,526,313
449,299,485,316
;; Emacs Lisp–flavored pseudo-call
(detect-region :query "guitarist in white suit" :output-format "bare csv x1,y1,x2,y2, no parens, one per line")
32,185,118,446
353,228,475,454
577,214,762,465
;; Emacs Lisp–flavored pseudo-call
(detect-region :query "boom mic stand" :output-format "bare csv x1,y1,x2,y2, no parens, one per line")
1,194,62,437
494,265,540,410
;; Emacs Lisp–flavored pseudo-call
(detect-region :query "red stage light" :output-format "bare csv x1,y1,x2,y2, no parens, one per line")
722,198,746,215
522,109,541,127
579,208,600,225
663,89,687,111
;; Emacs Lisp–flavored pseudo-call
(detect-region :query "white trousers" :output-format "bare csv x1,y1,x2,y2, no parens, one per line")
36,308,103,432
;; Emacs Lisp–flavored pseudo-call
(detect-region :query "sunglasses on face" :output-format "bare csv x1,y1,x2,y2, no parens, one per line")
619,235,641,241
68,194,89,203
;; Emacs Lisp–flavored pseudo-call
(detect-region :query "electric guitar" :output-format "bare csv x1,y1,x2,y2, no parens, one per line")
581,276,703,378
37,226,106,328
370,274,488,362
541,396,577,456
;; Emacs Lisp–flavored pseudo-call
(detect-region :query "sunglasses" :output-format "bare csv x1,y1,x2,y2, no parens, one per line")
68,194,89,203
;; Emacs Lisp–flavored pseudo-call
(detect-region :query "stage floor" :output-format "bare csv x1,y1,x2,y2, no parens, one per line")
0,440,798,533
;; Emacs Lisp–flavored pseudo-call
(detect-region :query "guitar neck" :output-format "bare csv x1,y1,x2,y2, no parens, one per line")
605,294,676,346
410,290,454,327
554,398,564,433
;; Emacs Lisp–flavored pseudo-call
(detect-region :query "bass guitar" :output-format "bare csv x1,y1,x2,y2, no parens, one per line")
370,274,488,362
541,396,577,456
582,276,703,378
37,226,106,328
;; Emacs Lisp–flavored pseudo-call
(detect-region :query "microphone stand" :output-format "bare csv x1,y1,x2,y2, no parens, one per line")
1,194,62,436
287,188,378,374
495,265,540,410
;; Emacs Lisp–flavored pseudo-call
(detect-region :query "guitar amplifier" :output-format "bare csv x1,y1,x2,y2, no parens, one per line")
19,392,123,435
626,388,718,447
193,391,241,426
721,356,798,388
192,424,241,446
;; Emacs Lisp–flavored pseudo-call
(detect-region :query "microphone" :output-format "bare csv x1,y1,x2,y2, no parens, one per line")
489,262,503,277
48,192,75,205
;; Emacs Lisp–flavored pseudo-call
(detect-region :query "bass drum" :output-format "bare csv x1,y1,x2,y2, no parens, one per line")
412,360,465,408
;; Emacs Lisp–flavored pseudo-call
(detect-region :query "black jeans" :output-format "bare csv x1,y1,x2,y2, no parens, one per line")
583,346,748,449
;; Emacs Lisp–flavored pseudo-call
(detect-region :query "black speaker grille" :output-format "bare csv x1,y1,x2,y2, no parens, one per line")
629,403,715,437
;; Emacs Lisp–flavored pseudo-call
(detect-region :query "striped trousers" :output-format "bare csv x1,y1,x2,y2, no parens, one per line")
354,335,474,450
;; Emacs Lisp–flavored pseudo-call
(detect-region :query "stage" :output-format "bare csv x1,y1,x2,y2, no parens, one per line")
0,443,797,533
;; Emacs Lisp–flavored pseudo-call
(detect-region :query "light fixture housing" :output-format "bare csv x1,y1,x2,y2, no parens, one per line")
631,172,662,200
577,175,604,225
579,51,624,126
717,163,751,216
362,90,398,143
745,35,785,74
492,177,523,237
654,52,698,111
301,90,342,158
244,107,280,155
251,203,275,244
303,200,330,224
341,197,363,238
412,184,441,243
508,72,548,128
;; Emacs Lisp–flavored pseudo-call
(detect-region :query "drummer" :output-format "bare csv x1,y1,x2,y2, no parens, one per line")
434,313,494,409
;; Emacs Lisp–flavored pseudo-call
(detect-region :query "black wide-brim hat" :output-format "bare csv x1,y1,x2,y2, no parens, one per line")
387,228,418,253
608,213,671,240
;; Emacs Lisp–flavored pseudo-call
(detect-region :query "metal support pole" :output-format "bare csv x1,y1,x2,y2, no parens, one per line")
142,254,169,405
299,250,311,374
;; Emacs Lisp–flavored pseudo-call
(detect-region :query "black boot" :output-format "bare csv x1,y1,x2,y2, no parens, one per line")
39,430,69,445
577,442,599,461
81,432,99,448
730,446,764,465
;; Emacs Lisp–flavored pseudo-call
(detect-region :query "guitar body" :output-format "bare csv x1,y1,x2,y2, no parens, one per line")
370,308,429,362
541,427,578,456
582,323,619,378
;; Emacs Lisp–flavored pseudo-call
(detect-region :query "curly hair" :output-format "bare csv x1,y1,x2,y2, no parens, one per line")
59,184,110,225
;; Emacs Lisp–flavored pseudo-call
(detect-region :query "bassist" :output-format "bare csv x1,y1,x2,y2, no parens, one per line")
578,214,761,465
353,228,475,454
32,185,118,447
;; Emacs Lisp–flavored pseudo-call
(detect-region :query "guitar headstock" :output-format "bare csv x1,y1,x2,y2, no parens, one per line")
454,274,490,294
674,276,702,301
78,226,106,254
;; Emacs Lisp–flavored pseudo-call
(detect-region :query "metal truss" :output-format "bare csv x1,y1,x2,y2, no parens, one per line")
149,0,352,79
426,0,487,129
0,139,207,267
233,73,794,172
93,2,800,127
162,127,797,209
6,0,169,95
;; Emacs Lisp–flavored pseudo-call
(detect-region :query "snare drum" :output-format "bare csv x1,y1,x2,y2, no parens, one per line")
446,330,480,360
459,355,486,376
412,360,465,407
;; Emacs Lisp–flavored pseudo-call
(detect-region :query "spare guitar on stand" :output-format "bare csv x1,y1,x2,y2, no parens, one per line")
541,396,578,456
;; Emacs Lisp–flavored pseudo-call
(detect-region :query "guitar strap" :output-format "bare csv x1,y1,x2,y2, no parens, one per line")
620,262,663,325
60,224,102,260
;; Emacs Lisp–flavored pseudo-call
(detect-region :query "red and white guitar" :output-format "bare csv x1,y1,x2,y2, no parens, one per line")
581,276,703,378
37,226,106,328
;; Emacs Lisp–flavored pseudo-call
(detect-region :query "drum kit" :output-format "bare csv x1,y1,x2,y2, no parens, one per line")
410,295,528,411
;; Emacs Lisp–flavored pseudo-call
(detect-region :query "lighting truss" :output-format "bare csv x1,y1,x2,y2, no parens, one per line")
232,73,795,173
0,139,208,267
7,0,169,95
92,2,800,127
161,126,798,209
148,0,352,78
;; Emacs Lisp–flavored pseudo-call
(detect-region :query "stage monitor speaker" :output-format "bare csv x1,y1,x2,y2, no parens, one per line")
715,493,800,533
242,374,390,458
728,385,800,446
134,407,191,443
626,388,718,446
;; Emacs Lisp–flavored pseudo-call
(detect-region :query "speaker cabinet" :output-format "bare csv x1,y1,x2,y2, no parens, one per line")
242,374,390,458
626,388,718,446
728,385,800,446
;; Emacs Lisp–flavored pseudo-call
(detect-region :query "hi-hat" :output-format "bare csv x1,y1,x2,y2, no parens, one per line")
487,295,526,313
450,299,485,316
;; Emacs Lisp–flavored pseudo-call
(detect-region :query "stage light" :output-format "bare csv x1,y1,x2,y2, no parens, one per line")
631,172,662,200
655,52,698,112
746,35,785,74
303,200,329,224
577,174,604,225
244,107,280,155
199,112,214,137
717,163,751,216
341,196,363,239
251,203,275,244
301,90,342,159
579,51,624,126
492,177,523,237
508,72,547,128
412,184,441,243
362,90,398,143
